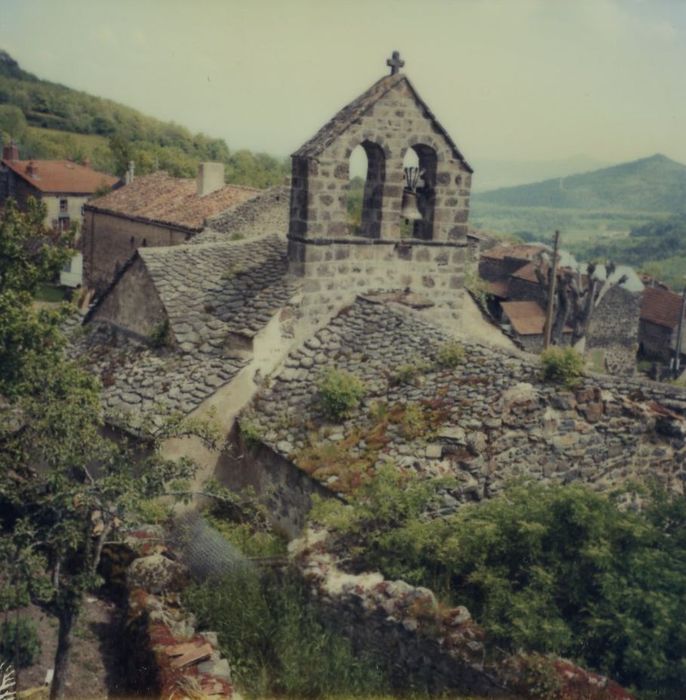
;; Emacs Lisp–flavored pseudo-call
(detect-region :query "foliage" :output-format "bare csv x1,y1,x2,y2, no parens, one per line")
391,357,430,386
540,346,584,387
0,618,41,668
184,568,388,698
313,474,686,697
0,51,288,187
0,202,214,698
238,416,264,448
316,368,366,420
436,341,465,369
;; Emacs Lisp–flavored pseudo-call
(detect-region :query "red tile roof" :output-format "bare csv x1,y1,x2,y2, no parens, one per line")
501,300,572,336
486,280,510,298
641,286,683,329
2,159,119,194
86,172,260,231
501,301,547,335
511,261,544,284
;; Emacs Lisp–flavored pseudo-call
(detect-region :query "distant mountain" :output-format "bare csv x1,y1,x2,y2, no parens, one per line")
470,155,612,193
474,154,686,213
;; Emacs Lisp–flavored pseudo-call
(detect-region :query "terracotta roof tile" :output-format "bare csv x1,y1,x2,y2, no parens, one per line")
641,286,683,329
2,159,118,194
86,171,260,231
501,301,547,336
486,280,510,298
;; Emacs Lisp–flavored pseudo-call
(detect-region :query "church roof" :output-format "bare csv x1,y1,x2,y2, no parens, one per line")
137,234,296,351
2,158,119,194
86,172,260,232
292,73,473,172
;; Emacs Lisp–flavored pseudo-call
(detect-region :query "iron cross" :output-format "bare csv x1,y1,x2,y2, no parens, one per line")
386,51,405,75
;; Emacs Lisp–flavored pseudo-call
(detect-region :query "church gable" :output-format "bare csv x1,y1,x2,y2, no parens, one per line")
289,55,472,245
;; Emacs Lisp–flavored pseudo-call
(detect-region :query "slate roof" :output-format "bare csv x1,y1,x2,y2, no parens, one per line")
2,159,119,194
293,73,472,172
85,172,260,232
480,243,548,262
138,234,297,351
641,286,683,330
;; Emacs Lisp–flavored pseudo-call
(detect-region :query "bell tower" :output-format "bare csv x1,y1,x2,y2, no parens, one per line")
288,53,474,318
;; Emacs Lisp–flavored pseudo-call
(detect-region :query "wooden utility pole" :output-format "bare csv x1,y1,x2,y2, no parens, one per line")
543,230,560,350
673,281,686,378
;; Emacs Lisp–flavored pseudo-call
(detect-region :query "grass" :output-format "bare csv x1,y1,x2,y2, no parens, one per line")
27,126,109,156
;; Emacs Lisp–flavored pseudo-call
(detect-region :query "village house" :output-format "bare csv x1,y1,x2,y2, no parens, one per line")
639,285,686,364
81,163,290,294
0,142,119,286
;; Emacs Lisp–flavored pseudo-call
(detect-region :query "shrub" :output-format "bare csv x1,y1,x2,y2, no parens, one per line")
391,356,431,385
401,403,427,439
316,368,365,420
314,476,686,696
540,346,584,387
239,417,263,447
0,618,41,668
184,569,388,697
149,319,171,349
436,341,465,369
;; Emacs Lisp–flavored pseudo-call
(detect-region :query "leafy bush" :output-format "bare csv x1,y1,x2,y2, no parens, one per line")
0,618,41,668
540,346,584,387
184,569,388,697
436,341,465,369
313,473,686,697
391,357,430,386
316,368,365,420
238,417,263,448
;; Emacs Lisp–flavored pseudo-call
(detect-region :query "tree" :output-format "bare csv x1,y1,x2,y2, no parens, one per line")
0,201,216,698
0,104,27,141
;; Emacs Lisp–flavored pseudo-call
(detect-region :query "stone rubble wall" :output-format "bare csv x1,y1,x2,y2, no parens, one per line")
104,527,240,699
290,529,635,700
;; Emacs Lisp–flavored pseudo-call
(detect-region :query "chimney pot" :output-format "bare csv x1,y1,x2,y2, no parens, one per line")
2,142,19,161
197,162,225,196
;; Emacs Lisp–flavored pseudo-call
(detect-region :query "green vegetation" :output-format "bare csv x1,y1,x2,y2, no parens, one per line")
184,568,388,698
0,199,216,698
149,318,171,349
0,618,41,668
0,49,288,186
391,357,431,386
436,341,465,369
316,368,366,420
540,347,584,388
34,281,68,303
312,470,686,698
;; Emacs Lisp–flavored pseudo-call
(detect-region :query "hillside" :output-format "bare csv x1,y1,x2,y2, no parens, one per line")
0,49,287,187
474,154,686,213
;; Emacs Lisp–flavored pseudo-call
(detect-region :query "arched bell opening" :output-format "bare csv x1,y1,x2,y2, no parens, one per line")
401,144,437,240
347,141,385,238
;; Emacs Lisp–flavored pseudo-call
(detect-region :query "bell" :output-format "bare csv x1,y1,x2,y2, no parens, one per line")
401,189,423,221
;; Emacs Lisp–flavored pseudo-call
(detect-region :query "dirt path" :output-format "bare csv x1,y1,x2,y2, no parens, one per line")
13,596,130,699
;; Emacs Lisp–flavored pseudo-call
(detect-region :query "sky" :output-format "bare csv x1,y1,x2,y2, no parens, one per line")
1,0,685,172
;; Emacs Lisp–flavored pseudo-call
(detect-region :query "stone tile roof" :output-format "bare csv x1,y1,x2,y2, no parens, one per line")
2,158,118,194
86,172,260,231
641,286,683,329
480,243,548,262
293,74,472,172
138,234,297,351
244,296,686,500
501,301,546,335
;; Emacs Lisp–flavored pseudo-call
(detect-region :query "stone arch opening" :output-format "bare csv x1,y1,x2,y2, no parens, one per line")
402,144,437,240
347,141,385,239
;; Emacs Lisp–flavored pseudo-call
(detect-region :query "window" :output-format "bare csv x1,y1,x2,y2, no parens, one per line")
59,198,68,214
347,141,385,239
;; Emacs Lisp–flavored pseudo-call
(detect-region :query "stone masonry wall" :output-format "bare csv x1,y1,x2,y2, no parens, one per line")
288,237,467,323
289,79,471,243
83,209,190,293
90,256,167,340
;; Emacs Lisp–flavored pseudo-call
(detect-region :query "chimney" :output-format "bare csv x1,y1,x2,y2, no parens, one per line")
2,142,19,161
196,162,224,196
26,161,38,178
124,160,135,185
